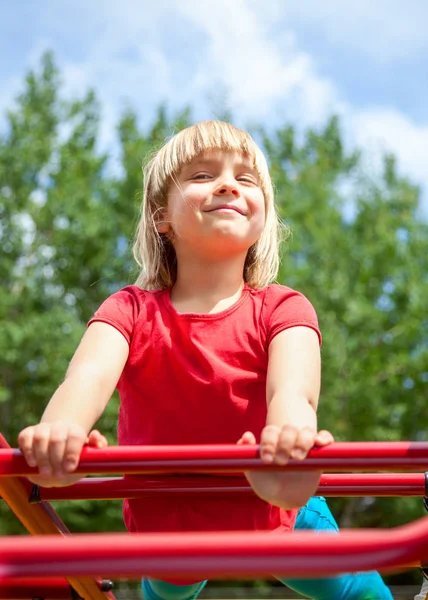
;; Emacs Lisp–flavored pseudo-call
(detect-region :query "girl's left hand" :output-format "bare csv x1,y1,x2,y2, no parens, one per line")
237,426,334,509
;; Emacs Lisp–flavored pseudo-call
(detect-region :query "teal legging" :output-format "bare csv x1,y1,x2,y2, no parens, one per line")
141,497,393,600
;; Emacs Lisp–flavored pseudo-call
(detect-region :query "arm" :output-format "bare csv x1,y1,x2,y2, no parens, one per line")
239,326,333,509
264,325,320,460
18,322,129,486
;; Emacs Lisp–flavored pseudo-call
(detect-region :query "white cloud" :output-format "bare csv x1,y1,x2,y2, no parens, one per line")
179,0,339,123
175,0,428,208
1,0,427,211
263,0,428,63
24,0,341,139
39,3,174,152
351,108,428,190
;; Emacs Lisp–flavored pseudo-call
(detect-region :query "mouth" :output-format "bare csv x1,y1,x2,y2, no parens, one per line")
207,205,245,215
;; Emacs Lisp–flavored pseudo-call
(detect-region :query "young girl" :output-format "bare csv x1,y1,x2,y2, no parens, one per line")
18,121,392,599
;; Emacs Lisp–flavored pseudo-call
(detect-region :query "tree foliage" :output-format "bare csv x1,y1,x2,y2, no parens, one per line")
1,54,427,583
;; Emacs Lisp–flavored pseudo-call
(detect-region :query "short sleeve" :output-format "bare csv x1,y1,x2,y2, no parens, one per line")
263,284,321,347
88,286,145,344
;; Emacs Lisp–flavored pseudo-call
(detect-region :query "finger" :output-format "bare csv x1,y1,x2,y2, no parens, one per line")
62,424,86,474
315,430,335,446
18,428,37,468
237,431,256,445
87,430,108,448
260,425,282,464
32,423,54,476
291,427,317,460
48,422,70,477
274,425,299,464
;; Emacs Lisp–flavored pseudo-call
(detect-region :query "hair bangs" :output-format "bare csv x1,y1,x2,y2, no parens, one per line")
153,121,269,190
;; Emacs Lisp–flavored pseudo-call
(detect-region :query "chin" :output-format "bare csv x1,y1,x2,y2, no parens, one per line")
209,226,258,245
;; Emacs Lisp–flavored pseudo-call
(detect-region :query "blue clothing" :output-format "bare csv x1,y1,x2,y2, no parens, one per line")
142,579,207,600
278,497,393,599
142,497,393,600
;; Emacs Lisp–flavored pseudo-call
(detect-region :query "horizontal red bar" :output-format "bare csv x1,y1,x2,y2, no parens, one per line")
318,473,426,496
36,473,427,501
0,577,71,599
1,517,427,579
2,442,428,477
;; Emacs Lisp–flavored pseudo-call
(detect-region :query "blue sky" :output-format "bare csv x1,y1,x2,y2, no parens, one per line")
1,0,428,211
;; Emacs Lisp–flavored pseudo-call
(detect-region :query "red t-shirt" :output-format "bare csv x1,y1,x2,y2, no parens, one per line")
89,283,321,537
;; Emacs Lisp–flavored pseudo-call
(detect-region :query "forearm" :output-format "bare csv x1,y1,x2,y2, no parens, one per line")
41,374,111,434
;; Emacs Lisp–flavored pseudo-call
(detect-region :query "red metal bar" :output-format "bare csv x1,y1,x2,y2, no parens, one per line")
2,442,428,476
33,473,427,502
0,433,116,600
1,515,428,579
319,473,427,496
0,577,71,599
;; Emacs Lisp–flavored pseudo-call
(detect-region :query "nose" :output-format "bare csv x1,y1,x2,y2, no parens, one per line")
215,182,240,197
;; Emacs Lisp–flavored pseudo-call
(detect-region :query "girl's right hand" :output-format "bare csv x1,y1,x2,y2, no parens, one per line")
18,422,107,487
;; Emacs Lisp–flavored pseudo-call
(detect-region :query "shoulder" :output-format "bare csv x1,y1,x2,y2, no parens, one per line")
89,286,160,344
96,285,147,314
251,283,316,313
254,283,321,346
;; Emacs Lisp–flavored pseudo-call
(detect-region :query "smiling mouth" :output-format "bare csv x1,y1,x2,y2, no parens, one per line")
207,206,245,215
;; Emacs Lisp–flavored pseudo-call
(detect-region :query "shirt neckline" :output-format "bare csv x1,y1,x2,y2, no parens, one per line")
162,284,250,320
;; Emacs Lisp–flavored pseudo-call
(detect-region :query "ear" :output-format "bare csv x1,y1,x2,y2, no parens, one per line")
155,209,170,234
156,221,170,234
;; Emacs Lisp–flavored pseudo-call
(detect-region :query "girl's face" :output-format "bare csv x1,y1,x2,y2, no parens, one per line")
162,150,266,259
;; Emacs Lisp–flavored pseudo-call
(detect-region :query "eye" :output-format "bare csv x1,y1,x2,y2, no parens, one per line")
191,173,212,180
237,175,258,185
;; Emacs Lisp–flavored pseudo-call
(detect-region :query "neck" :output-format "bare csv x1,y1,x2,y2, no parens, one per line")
170,251,247,313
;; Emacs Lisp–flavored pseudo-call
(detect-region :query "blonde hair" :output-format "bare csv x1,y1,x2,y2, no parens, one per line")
133,121,287,289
